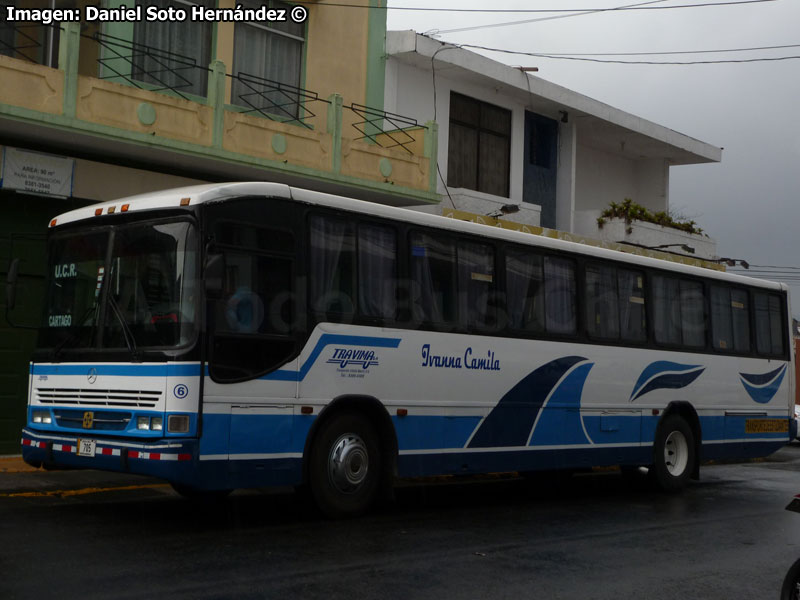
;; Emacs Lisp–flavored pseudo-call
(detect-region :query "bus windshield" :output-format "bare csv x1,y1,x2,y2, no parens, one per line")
40,219,198,354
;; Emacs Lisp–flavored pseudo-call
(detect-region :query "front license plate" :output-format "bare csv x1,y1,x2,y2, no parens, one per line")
77,438,96,457
745,419,788,434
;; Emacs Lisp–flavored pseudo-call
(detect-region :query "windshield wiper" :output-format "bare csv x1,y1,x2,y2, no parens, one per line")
106,293,140,362
50,302,100,362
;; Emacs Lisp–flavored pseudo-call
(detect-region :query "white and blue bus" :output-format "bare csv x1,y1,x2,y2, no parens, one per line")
18,182,795,516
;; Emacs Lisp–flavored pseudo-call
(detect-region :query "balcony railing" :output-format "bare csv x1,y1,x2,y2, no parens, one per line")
346,103,424,154
86,32,210,100
0,22,60,66
229,72,329,128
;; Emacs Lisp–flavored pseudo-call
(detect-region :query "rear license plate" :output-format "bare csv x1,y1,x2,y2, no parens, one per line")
745,419,788,434
77,438,96,457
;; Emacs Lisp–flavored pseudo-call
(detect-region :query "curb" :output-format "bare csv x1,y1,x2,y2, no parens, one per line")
0,456,39,474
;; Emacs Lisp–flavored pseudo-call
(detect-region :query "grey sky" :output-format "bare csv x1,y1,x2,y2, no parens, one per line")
386,0,800,311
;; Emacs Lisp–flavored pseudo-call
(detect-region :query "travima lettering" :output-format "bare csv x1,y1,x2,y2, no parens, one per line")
327,348,379,369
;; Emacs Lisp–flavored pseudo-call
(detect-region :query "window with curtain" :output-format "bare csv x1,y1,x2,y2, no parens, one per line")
358,223,397,321
132,0,212,97
653,275,706,348
585,264,646,342
409,232,456,326
457,241,495,330
447,92,511,198
754,292,785,356
505,248,544,333
309,216,356,318
543,256,576,335
710,285,750,352
232,0,305,118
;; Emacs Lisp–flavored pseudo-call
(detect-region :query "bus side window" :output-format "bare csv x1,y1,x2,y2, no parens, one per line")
505,248,544,333
711,285,750,352
543,256,576,335
585,263,619,340
457,240,496,331
409,232,457,326
309,215,356,318
358,223,397,321
754,292,785,356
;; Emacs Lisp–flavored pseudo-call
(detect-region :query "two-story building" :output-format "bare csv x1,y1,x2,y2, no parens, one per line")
0,0,436,454
384,31,722,261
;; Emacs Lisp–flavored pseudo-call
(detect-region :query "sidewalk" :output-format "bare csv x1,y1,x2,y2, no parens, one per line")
0,455,40,473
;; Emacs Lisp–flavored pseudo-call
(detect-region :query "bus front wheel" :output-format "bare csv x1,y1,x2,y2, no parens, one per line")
309,412,381,518
651,414,696,492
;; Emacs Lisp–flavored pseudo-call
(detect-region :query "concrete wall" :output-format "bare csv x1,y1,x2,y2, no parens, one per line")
574,144,669,215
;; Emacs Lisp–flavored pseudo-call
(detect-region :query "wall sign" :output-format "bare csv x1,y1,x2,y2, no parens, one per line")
1,146,75,198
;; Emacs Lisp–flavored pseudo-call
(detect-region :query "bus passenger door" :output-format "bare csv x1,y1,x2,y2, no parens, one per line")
204,217,302,465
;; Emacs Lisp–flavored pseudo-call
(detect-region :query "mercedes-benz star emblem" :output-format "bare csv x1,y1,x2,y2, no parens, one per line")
87,368,97,384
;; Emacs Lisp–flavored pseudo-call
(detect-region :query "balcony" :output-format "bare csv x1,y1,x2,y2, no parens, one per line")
0,22,438,205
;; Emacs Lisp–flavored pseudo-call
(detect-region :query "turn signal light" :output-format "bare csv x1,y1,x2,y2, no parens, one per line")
49,219,57,227
168,414,190,433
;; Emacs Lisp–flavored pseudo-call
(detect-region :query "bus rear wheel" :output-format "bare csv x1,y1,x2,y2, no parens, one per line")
309,412,381,518
650,414,696,492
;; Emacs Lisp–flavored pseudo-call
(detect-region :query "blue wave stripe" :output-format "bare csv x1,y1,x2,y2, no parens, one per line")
630,361,703,400
31,363,202,377
740,364,786,386
529,363,593,446
741,366,787,404
260,334,402,382
468,356,587,448
632,368,705,401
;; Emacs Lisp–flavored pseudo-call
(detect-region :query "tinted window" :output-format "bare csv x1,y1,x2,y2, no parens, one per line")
710,286,750,352
458,241,496,330
754,292,785,356
410,233,457,325
309,216,356,317
544,256,576,335
505,248,544,333
358,223,397,320
653,275,706,348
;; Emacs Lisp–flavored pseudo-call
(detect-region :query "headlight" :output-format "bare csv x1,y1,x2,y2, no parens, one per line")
168,415,190,433
32,410,52,424
136,416,151,430
151,417,163,431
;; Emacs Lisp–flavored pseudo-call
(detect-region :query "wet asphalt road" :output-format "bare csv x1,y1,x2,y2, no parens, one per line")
2,446,800,600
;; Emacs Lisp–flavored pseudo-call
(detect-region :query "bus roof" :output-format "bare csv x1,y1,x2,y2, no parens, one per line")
49,182,785,293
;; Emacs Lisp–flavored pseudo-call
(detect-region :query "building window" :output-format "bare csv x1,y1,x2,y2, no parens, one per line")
132,0,213,97
447,92,511,198
232,0,305,118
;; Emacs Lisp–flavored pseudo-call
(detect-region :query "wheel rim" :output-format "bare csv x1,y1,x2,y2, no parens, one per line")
664,430,689,476
328,433,369,494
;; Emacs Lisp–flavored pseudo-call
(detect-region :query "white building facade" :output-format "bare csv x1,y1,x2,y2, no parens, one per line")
384,31,722,259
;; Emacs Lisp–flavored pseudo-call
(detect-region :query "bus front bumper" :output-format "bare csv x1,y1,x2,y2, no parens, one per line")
21,428,199,483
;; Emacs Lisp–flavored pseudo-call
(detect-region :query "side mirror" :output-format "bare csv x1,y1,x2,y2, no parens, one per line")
204,253,225,299
6,258,19,310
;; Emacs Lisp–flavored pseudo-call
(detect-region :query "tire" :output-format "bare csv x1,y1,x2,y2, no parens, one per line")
309,412,381,518
650,414,696,492
781,557,800,600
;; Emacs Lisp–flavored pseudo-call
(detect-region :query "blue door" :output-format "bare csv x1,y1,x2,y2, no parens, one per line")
523,111,558,229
